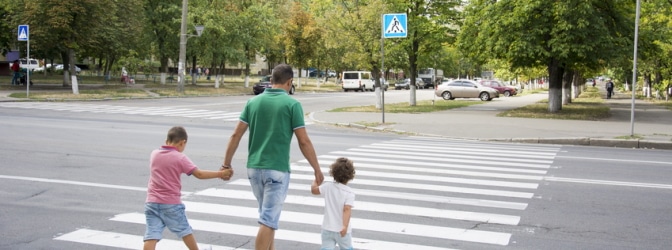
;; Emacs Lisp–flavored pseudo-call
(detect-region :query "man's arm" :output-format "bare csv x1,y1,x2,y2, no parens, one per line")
222,121,248,168
294,127,324,185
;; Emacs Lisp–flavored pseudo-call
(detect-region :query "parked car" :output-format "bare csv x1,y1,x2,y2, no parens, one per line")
435,79,499,101
308,70,325,78
253,75,295,95
395,78,423,90
327,70,337,77
479,80,517,97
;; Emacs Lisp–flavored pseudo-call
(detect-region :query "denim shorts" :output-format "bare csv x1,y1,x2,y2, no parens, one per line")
247,168,290,230
320,230,353,250
144,203,193,241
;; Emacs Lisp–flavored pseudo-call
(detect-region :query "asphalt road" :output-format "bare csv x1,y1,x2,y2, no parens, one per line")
1,92,671,249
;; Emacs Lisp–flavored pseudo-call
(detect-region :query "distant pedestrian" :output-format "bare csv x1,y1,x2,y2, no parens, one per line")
606,80,615,99
311,157,356,250
11,60,21,85
144,126,233,250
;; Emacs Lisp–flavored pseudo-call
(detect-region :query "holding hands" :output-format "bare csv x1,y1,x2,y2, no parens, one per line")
220,165,234,181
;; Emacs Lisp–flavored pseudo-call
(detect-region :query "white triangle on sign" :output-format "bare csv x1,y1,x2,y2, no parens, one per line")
18,29,28,40
385,16,405,34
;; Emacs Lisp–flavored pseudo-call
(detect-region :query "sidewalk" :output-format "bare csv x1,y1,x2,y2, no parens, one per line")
309,90,672,150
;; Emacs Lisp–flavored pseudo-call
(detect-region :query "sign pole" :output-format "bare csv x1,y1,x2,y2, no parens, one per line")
18,25,30,97
26,38,30,97
381,14,385,124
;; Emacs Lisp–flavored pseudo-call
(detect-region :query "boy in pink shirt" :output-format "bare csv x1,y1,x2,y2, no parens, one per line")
144,126,233,250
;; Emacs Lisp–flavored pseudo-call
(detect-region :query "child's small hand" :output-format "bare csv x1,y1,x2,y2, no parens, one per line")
340,227,347,237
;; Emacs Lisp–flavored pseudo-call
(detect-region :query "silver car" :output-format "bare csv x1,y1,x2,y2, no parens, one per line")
434,79,499,101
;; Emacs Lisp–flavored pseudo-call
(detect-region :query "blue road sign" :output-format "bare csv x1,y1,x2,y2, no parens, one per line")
18,25,29,41
383,14,407,38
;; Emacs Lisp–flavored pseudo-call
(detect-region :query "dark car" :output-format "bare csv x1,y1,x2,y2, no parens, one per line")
479,80,517,97
308,70,325,78
253,75,296,95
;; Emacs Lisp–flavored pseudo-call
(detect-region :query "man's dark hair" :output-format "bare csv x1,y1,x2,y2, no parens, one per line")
272,64,293,85
330,157,355,184
166,126,188,143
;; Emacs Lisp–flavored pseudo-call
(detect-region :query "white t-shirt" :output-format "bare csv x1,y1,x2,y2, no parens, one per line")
318,181,355,233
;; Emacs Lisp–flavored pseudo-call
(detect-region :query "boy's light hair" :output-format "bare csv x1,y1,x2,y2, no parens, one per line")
330,157,355,184
166,126,188,144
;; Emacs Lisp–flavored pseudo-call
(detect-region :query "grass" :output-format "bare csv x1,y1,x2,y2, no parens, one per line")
329,99,482,113
615,134,645,140
497,87,611,120
8,87,150,99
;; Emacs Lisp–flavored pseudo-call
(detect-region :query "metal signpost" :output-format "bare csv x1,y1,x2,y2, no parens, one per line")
18,25,30,97
381,13,407,123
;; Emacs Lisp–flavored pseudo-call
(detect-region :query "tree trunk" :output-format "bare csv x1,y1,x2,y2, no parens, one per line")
191,55,197,85
547,57,564,113
572,71,581,98
408,34,419,106
562,68,573,105
644,73,651,98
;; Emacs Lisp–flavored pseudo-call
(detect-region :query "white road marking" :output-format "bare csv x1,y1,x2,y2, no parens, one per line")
55,229,242,250
292,165,539,189
544,176,672,189
305,159,547,180
555,155,672,165
196,188,521,225
318,155,548,174
111,213,458,250
181,201,511,245
230,179,529,210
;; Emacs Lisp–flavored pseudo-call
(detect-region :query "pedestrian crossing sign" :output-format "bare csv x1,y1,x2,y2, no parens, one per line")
383,14,407,38
18,25,29,41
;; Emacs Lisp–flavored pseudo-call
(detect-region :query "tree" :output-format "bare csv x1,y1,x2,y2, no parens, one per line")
284,1,321,86
459,0,633,112
16,0,116,88
144,0,180,83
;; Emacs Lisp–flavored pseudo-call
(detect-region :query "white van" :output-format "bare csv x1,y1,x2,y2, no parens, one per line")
342,71,374,92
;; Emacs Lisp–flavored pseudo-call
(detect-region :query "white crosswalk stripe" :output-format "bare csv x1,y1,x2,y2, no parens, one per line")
54,137,560,249
0,102,242,121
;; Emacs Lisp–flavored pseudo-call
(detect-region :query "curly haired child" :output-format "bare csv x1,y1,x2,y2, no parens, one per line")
311,157,356,250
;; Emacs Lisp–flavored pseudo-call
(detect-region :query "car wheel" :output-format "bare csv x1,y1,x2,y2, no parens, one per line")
504,91,511,97
441,91,452,100
480,92,490,101
289,85,295,95
405,86,409,90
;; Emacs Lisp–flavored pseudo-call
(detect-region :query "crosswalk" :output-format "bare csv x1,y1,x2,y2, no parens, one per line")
0,102,242,121
54,136,560,249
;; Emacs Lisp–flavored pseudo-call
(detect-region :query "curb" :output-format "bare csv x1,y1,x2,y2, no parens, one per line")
307,111,672,150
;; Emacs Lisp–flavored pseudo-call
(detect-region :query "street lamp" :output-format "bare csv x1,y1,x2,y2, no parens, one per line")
177,0,204,94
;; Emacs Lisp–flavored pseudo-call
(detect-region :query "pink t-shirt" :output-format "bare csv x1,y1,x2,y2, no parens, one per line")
146,146,197,204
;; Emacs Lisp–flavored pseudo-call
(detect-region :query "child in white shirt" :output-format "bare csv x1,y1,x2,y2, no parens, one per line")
311,157,356,250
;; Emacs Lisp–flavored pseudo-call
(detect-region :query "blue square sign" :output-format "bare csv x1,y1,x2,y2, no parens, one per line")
18,25,29,41
383,14,407,38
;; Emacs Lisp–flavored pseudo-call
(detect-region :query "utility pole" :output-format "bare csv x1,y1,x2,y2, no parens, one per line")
177,0,188,94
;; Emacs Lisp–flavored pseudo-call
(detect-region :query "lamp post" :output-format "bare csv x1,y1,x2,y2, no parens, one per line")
177,0,204,94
